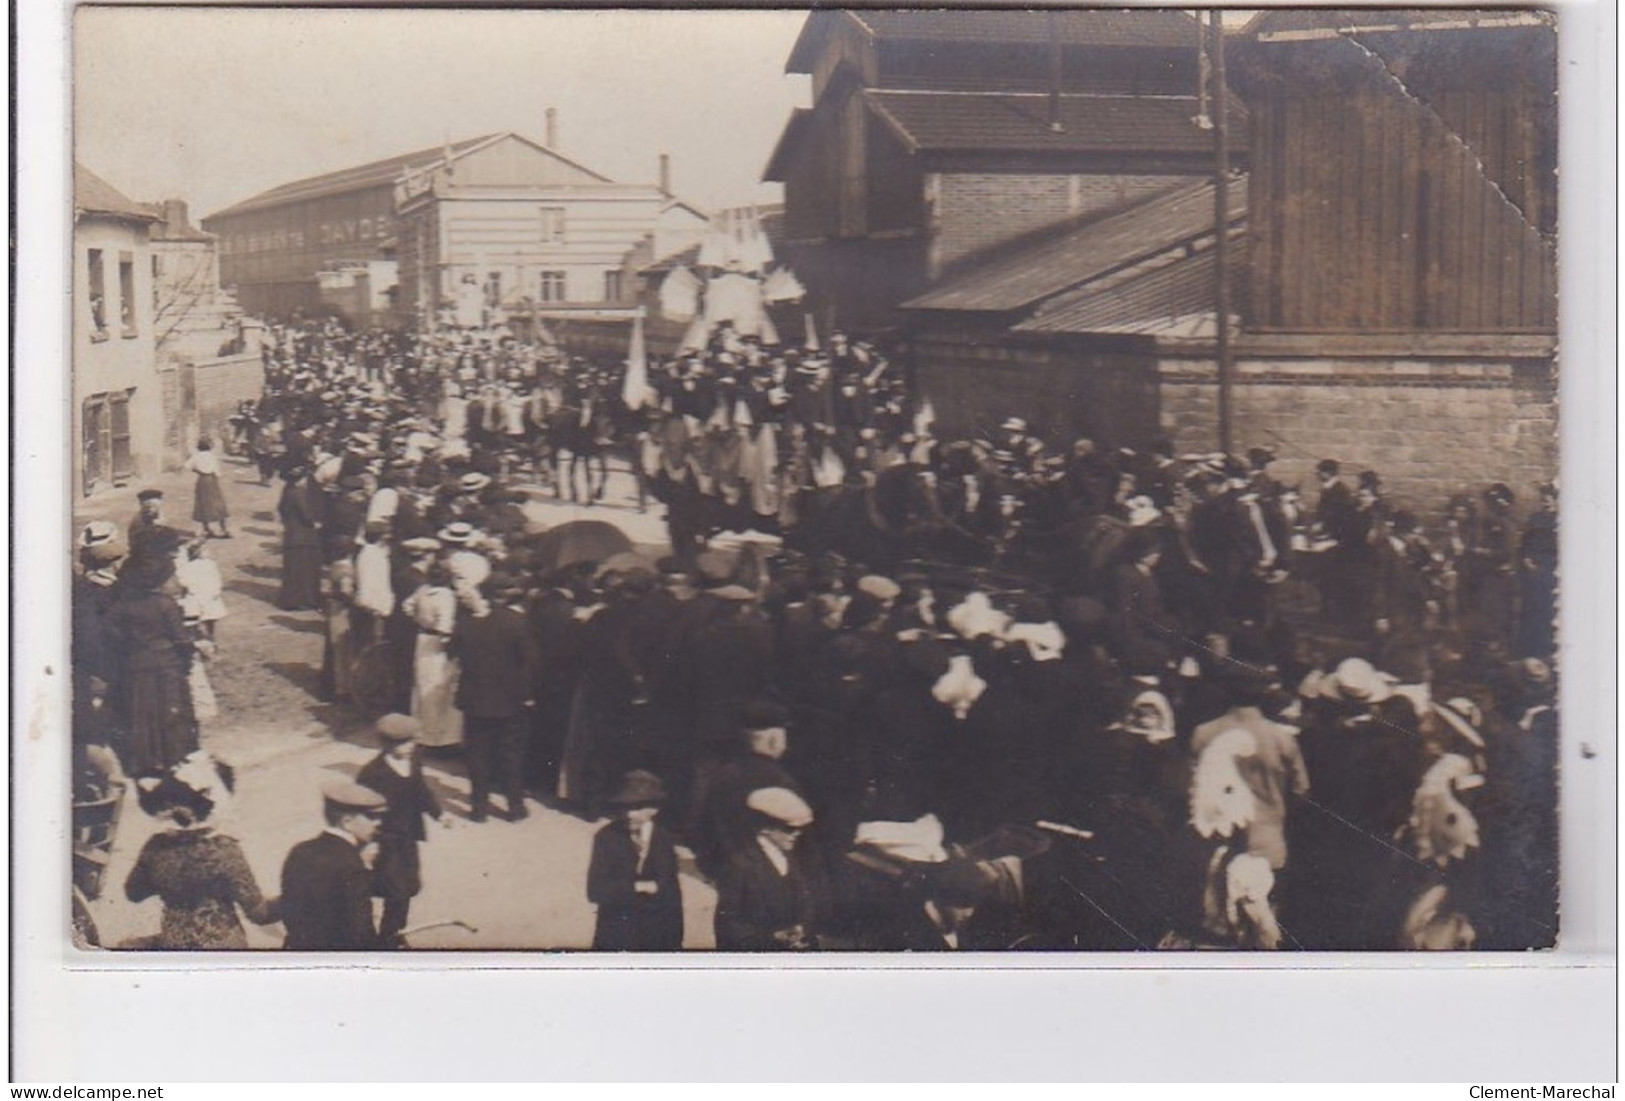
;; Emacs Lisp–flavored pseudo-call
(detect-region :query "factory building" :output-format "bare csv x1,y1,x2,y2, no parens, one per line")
202,119,705,328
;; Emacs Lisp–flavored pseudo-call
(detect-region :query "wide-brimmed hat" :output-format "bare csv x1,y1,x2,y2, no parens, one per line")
438,522,476,545
607,769,666,807
1310,657,1397,704
81,520,119,548
460,472,492,493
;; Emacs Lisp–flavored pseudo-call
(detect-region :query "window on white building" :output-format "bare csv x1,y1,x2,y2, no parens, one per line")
603,270,623,302
539,207,566,244
539,270,567,303
118,252,137,336
87,249,108,340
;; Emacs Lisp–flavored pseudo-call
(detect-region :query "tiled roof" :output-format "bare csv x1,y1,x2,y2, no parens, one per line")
204,134,506,220
1246,8,1553,39
789,9,1202,70
867,90,1247,157
1012,244,1238,337
903,175,1246,314
75,165,159,223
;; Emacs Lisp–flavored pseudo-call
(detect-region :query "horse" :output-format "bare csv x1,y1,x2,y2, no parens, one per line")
546,386,614,505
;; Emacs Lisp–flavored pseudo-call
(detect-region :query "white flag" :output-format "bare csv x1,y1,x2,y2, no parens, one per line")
622,314,653,410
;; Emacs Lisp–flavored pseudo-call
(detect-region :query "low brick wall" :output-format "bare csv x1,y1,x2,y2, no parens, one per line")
192,353,264,455
1159,354,1558,515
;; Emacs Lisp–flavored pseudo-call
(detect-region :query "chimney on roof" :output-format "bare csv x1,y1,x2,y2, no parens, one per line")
161,199,190,235
545,108,558,149
658,153,671,196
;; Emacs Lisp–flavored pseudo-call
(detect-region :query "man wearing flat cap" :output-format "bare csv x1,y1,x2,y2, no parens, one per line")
713,787,821,951
357,714,448,944
279,778,388,950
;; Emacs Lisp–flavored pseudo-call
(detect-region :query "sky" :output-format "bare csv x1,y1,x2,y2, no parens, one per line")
74,8,810,218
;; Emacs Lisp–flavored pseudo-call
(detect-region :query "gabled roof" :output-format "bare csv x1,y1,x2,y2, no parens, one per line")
1013,243,1239,337
205,134,503,220
903,175,1246,314
867,90,1247,157
75,165,159,224
203,131,637,222
787,9,1202,72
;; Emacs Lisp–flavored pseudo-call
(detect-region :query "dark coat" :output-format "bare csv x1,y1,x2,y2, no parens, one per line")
103,587,196,777
356,752,442,901
277,479,323,549
713,841,820,951
452,605,540,718
279,831,378,951
587,818,684,951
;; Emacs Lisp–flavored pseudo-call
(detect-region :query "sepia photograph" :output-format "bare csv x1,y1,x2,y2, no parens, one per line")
65,5,1568,958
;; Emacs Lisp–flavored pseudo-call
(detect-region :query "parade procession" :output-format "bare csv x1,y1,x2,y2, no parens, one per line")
67,7,1563,955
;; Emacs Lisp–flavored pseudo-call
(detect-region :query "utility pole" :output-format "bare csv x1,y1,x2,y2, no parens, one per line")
1211,8,1233,455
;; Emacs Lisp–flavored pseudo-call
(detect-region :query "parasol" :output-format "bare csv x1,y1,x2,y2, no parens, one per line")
528,520,633,574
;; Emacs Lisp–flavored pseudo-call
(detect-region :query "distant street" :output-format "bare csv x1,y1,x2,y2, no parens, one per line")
78,455,725,951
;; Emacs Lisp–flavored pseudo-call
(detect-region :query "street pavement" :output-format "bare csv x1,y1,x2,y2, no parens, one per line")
75,455,766,951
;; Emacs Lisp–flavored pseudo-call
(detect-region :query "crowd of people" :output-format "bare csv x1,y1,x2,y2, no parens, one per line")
72,315,1560,952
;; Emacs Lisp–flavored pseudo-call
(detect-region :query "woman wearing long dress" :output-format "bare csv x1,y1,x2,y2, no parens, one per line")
125,753,278,950
103,557,197,778
277,465,324,611
403,564,464,748
185,437,231,539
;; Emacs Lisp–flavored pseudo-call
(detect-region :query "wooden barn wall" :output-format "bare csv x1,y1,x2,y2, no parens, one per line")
865,112,924,235
782,105,839,242
1248,86,1556,333
875,41,1198,96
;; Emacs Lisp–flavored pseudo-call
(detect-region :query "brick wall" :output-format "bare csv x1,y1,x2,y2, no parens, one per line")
932,172,1189,274
1159,355,1559,519
191,353,265,459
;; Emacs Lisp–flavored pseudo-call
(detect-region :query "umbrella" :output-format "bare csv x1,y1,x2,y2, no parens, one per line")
528,520,633,574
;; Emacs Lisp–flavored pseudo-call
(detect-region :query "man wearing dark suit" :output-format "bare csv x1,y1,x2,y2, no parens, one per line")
587,771,684,951
714,787,820,951
452,570,540,822
280,779,387,951
525,578,584,794
686,701,800,879
356,714,446,944
1110,527,1180,676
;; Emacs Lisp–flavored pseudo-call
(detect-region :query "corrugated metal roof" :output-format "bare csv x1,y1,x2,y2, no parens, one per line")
789,9,1202,70
75,165,159,223
902,175,1247,313
205,134,503,220
1248,8,1553,39
868,89,1246,156
1012,244,1237,336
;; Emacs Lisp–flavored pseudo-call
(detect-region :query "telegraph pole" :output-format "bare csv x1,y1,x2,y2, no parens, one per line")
1210,8,1234,455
